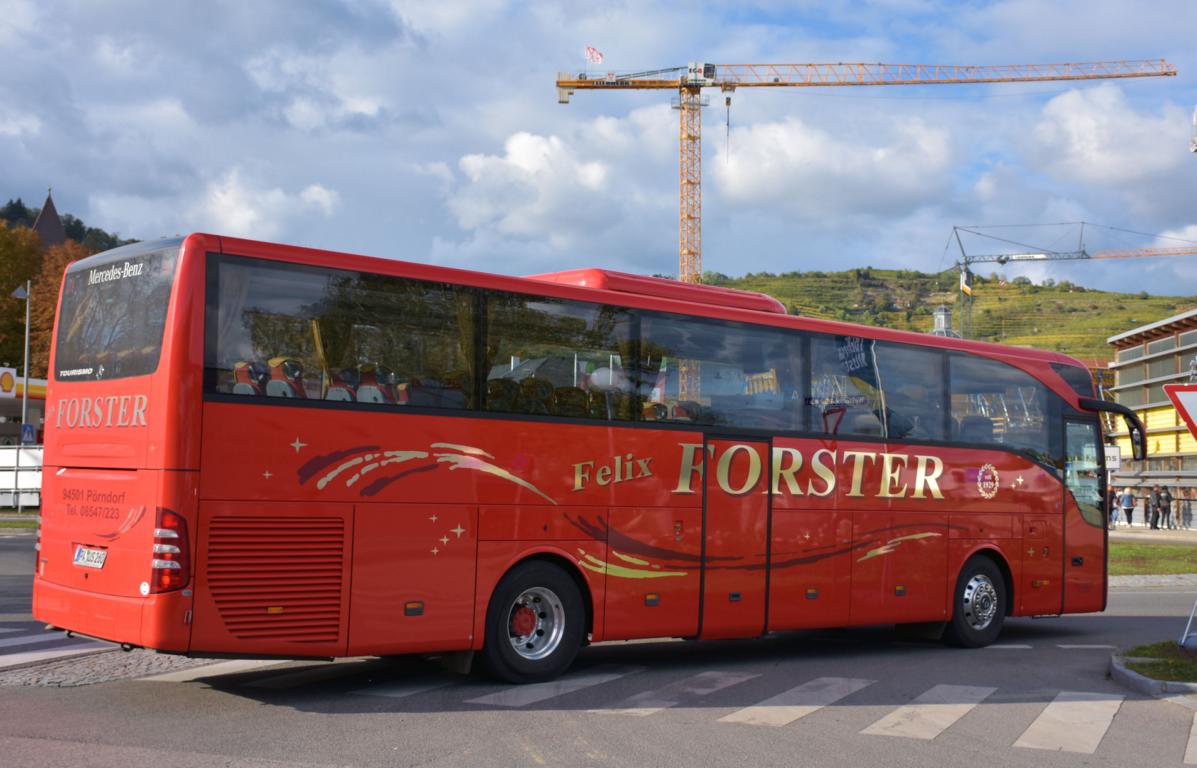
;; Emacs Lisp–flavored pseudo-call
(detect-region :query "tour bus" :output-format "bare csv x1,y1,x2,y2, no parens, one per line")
32,235,1146,683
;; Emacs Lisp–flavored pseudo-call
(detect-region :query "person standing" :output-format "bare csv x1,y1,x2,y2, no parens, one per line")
1149,485,1162,529
1161,486,1175,530
1120,487,1135,527
1108,488,1119,528
1182,491,1193,530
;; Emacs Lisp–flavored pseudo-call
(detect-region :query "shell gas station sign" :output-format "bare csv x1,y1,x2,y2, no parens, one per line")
0,367,17,399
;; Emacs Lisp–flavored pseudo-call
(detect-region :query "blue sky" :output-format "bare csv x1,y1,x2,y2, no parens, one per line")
3,0,1197,294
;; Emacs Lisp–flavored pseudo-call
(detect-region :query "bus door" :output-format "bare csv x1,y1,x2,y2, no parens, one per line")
1062,419,1106,614
699,437,771,640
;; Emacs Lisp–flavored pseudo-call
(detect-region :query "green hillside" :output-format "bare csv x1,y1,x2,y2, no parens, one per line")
705,268,1195,361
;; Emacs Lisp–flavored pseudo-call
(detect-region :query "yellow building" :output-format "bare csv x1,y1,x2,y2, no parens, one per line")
1107,308,1197,491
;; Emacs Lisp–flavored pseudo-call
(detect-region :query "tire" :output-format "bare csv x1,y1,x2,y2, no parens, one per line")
481,561,584,683
943,556,1006,648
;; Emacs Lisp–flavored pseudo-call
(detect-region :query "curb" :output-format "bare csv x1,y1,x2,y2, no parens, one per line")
1109,654,1197,704
1108,574,1197,587
0,645,118,675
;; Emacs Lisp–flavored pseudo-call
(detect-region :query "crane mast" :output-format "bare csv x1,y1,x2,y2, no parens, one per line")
557,59,1176,283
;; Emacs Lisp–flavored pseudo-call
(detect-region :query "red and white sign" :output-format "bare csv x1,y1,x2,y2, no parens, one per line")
1164,383,1197,439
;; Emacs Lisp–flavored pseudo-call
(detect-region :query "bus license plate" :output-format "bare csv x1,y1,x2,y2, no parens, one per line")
73,546,107,569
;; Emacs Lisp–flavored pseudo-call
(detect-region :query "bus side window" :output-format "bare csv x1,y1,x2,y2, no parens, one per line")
948,354,1053,462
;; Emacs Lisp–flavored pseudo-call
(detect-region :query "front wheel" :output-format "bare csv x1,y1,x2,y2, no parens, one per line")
944,556,1006,648
481,561,584,683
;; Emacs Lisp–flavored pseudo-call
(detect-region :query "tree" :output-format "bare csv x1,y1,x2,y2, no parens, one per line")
0,223,44,369
0,199,35,228
30,240,89,377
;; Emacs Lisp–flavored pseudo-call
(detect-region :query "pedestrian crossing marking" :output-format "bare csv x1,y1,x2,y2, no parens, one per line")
140,659,290,683
351,679,451,700
719,677,875,727
0,632,81,650
0,642,111,670
466,666,644,707
594,670,759,716
1013,690,1123,754
861,684,996,740
243,658,373,690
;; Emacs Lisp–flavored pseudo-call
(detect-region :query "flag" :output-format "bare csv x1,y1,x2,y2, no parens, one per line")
960,269,973,297
585,45,604,64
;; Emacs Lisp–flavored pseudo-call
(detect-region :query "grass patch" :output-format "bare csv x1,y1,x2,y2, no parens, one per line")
0,519,37,528
1108,542,1197,576
1125,641,1197,683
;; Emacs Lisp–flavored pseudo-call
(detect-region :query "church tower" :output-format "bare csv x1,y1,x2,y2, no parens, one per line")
31,189,65,249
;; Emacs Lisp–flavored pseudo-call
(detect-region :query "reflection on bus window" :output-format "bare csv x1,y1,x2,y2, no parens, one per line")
205,257,475,409
484,294,635,420
1065,420,1103,526
809,336,885,436
56,244,179,382
875,344,947,440
949,355,1049,462
640,313,801,430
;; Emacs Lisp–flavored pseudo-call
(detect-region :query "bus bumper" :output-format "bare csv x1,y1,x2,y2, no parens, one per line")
32,576,192,652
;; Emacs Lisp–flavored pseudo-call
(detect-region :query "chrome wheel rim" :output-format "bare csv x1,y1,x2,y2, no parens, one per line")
962,574,999,631
507,586,565,661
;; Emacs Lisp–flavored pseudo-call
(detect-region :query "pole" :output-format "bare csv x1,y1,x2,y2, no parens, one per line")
17,280,29,514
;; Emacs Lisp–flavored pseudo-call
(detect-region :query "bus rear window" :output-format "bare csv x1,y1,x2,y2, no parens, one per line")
55,242,180,381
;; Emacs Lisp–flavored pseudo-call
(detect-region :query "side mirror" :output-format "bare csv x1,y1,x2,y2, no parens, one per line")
1078,397,1147,461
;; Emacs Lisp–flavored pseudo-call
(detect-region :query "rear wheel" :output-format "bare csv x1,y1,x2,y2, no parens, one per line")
482,561,584,683
944,556,1006,648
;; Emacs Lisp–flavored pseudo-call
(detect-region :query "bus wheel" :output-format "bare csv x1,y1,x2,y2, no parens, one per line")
944,556,1006,648
482,561,584,683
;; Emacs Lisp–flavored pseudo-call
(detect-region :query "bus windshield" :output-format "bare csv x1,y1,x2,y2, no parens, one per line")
54,240,180,382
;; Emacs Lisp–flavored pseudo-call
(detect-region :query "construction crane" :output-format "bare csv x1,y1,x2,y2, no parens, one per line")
953,223,1197,338
557,60,1176,283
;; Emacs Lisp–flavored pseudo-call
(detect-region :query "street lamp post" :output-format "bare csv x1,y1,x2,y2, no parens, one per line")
10,282,29,514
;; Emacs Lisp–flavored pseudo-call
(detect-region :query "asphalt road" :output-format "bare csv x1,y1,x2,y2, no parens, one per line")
1,531,1195,768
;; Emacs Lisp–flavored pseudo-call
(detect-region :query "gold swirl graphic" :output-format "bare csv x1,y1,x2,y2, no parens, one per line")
857,532,942,562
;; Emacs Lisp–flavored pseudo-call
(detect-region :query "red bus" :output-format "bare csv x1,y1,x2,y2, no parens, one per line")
33,234,1145,683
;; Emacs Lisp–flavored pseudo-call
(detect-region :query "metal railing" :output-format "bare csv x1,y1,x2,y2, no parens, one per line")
0,445,42,508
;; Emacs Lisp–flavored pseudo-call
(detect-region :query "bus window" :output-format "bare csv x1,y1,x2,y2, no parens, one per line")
484,293,635,420
949,355,1051,461
808,335,886,436
875,344,947,441
1065,420,1103,526
56,242,179,382
205,257,476,409
640,314,802,430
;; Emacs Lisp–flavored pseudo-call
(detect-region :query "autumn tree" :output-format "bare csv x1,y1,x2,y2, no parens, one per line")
0,222,44,370
30,240,89,377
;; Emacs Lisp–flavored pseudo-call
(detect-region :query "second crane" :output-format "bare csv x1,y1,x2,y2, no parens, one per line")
557,59,1176,283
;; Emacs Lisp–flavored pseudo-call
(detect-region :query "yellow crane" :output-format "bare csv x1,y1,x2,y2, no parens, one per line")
557,60,1176,283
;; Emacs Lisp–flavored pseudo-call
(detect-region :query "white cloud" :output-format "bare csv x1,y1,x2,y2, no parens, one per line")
0,109,41,137
1030,84,1188,185
300,184,339,216
386,0,506,34
713,115,954,219
246,48,392,132
190,169,340,239
0,0,37,45
449,132,609,243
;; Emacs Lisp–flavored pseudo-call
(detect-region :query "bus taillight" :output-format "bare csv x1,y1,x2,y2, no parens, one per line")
151,509,189,593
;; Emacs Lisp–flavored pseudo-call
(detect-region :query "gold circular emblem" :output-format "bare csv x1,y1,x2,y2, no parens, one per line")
977,464,1000,499
0,371,13,394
